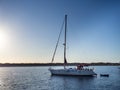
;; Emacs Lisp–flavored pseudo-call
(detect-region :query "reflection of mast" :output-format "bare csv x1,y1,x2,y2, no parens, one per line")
64,15,67,68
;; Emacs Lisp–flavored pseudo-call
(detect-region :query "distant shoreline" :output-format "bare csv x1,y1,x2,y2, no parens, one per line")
0,63,120,67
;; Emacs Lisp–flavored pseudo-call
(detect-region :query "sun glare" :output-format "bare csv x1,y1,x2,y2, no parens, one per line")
0,30,9,49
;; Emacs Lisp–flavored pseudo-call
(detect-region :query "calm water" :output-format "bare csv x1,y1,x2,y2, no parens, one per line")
0,66,120,90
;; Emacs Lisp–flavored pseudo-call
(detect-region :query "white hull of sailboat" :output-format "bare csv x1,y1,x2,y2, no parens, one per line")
49,68,97,76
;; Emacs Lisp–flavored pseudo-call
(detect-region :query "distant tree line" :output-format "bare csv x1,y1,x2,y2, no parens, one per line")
0,62,119,67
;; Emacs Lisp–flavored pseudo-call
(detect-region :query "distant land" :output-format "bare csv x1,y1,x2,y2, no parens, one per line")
0,62,120,67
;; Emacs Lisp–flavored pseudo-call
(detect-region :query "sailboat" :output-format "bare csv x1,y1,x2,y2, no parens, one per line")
49,15,97,76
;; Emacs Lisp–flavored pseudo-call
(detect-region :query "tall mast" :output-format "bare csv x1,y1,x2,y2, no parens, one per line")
64,15,67,65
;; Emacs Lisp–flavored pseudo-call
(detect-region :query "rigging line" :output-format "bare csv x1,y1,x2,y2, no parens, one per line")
51,18,65,63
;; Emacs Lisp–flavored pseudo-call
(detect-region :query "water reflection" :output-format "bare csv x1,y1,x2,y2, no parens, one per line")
50,75,95,90
0,66,119,90
0,67,51,90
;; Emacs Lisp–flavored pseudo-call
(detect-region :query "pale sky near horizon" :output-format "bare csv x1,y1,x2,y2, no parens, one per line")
0,0,120,63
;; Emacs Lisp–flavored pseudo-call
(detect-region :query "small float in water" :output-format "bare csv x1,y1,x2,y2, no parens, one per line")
100,74,109,77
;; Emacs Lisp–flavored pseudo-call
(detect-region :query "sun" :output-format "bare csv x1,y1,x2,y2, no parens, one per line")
0,30,9,49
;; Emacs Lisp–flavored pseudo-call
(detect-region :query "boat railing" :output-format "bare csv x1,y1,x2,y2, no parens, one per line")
77,67,94,71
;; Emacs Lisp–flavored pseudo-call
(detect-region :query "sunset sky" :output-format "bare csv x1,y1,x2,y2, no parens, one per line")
0,0,120,63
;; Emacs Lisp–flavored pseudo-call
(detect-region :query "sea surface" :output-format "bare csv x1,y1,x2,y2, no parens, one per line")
0,66,120,90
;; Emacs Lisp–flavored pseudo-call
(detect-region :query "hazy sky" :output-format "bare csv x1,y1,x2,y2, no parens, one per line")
0,0,120,63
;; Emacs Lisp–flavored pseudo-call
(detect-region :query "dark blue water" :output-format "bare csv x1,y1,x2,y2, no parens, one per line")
0,66,119,90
